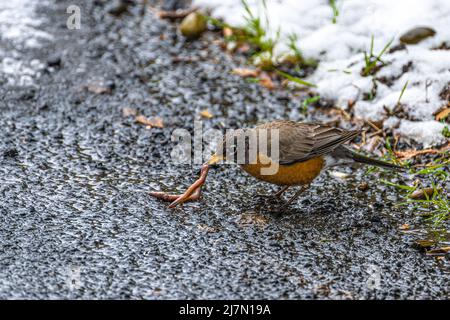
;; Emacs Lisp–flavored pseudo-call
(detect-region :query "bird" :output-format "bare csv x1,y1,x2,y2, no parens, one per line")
150,120,403,208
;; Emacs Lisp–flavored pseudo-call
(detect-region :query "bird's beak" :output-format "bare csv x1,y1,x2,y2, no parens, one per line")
207,153,223,165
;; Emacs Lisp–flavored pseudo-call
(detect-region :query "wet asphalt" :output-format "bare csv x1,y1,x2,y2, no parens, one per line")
0,0,448,299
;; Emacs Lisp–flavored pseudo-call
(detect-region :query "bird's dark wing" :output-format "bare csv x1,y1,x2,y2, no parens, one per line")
256,120,360,165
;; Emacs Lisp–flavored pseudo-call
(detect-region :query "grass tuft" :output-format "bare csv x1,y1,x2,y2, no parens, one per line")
362,35,394,76
381,154,450,247
301,95,321,113
240,0,279,69
329,0,339,24
442,125,450,138
396,80,409,106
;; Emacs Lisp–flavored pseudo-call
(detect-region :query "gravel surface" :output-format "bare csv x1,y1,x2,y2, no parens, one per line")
0,0,448,299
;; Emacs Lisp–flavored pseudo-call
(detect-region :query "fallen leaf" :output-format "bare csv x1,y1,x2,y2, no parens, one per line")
399,224,410,230
259,72,276,90
197,224,218,233
200,109,213,119
358,182,369,191
435,107,450,121
348,99,356,109
237,43,251,54
122,107,137,117
280,79,290,87
172,56,198,63
232,68,259,78
223,27,233,38
395,142,450,159
85,80,114,94
426,246,450,255
237,213,269,227
415,239,435,248
362,136,382,153
135,115,164,128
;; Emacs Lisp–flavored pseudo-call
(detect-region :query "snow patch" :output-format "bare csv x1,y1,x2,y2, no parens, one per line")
395,120,446,148
0,0,52,86
0,0,52,47
195,0,450,147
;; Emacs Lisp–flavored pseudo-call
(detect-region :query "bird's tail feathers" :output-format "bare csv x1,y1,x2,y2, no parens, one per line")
350,152,404,171
333,146,405,171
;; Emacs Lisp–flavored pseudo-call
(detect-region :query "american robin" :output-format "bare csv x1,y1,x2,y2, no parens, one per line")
150,120,403,208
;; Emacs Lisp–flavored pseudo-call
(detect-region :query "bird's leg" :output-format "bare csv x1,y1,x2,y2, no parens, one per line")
283,184,309,207
149,162,210,208
273,185,290,198
256,185,290,200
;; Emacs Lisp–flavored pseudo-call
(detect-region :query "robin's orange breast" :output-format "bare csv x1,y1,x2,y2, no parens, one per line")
240,153,325,186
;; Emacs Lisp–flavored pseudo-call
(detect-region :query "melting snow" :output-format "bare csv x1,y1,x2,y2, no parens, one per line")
0,0,52,86
194,0,450,147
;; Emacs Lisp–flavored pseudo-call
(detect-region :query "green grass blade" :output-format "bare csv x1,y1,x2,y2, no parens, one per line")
275,69,316,87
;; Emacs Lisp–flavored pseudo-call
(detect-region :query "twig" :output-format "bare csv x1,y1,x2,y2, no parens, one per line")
395,142,450,159
367,129,383,138
366,120,381,131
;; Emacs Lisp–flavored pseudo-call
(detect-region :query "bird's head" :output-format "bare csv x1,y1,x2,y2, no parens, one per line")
209,129,252,165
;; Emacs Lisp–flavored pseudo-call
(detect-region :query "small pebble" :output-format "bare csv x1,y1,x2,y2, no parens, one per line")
179,12,206,39
358,182,369,191
400,27,436,44
107,0,131,16
46,54,61,67
3,148,19,158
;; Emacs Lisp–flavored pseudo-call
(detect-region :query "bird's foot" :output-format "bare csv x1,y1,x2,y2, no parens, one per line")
254,193,274,200
255,186,291,201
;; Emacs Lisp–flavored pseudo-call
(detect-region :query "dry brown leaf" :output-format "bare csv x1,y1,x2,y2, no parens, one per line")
435,107,450,121
259,73,275,90
122,107,138,117
135,115,164,128
237,43,251,54
395,142,450,159
172,56,198,63
362,136,382,153
347,99,356,109
426,246,450,255
358,182,369,191
399,224,410,230
223,27,233,38
85,82,112,94
231,68,259,78
197,224,218,233
238,213,269,227
200,109,213,119
415,239,435,248
280,79,290,87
